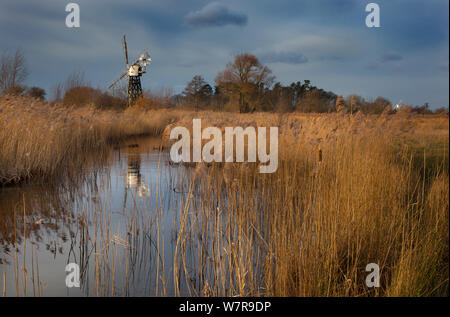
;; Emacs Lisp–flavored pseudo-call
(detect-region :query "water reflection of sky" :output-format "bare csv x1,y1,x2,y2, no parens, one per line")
1,137,193,296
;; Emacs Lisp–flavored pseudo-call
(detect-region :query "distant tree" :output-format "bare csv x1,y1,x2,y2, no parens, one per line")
183,75,211,111
210,85,227,110
288,80,321,108
434,107,449,116
302,80,315,91
358,97,392,114
0,49,29,95
372,97,392,114
27,86,46,100
289,81,303,104
183,75,206,97
213,85,221,95
269,82,294,112
200,83,213,99
410,103,433,115
215,53,275,113
171,94,184,107
297,88,335,113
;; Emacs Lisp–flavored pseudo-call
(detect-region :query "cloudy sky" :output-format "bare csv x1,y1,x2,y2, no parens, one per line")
0,0,448,108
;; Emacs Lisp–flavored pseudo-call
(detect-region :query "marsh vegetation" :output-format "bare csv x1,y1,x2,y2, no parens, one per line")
0,95,448,296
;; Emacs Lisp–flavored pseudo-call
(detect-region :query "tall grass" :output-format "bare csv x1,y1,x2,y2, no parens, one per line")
1,95,448,296
168,111,448,296
0,95,178,184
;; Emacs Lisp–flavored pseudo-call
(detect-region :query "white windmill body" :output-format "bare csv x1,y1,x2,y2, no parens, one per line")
108,35,152,106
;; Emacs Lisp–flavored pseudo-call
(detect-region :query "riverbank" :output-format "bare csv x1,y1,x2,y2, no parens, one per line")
0,95,178,185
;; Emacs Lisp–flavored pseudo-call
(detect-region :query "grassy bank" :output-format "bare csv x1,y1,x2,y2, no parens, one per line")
0,95,177,184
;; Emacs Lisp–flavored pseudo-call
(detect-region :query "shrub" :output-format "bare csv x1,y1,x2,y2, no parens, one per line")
27,86,46,100
63,86,100,107
3,85,26,96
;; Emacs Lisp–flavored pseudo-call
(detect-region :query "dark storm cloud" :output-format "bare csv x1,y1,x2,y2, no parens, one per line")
0,0,448,108
374,0,449,50
185,2,248,27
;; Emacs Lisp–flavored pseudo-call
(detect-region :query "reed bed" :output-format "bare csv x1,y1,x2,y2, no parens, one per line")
0,95,178,185
1,95,448,297
167,111,448,296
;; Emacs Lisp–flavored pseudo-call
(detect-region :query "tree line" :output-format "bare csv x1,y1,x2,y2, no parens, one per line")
1,49,448,115
173,53,447,115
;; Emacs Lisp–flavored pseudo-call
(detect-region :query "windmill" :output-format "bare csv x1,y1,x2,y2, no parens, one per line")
108,35,152,106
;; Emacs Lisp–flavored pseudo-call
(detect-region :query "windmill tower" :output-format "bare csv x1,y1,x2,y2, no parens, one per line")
108,35,152,106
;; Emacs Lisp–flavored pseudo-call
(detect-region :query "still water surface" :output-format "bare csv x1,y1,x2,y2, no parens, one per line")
0,137,198,296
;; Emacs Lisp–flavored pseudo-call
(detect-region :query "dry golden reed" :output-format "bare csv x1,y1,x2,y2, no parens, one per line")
1,95,448,297
167,110,448,297
0,95,178,184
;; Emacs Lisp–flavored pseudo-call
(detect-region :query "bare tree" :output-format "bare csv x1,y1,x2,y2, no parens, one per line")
51,70,87,102
64,70,86,92
0,49,29,94
215,53,274,112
